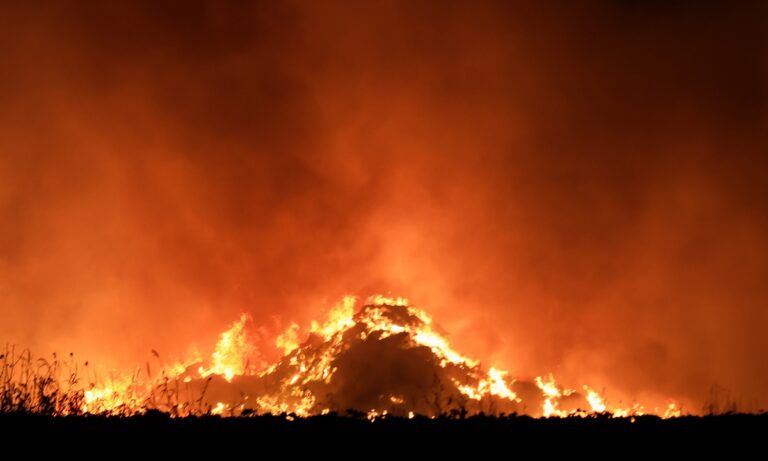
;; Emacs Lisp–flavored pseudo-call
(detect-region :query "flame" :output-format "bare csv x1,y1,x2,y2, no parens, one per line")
612,403,645,418
584,385,607,413
535,374,564,417
276,323,300,356
211,402,227,416
663,402,681,418
310,296,357,340
83,378,139,414
487,368,517,400
17,294,684,419
369,295,410,307
199,314,254,382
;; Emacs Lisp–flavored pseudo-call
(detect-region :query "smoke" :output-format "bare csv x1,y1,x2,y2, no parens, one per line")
0,1,766,411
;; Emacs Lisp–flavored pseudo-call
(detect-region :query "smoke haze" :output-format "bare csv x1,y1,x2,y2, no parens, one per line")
1,1,766,411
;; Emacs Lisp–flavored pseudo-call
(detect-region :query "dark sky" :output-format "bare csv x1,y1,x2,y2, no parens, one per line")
0,1,766,412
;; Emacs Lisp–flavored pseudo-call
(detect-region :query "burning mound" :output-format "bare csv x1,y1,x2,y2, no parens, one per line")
15,295,674,417
175,296,618,418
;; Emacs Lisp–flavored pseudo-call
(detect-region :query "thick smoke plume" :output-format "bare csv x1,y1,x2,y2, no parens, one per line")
0,1,767,412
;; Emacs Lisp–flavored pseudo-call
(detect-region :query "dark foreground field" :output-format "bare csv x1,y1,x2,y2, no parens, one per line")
2,413,766,457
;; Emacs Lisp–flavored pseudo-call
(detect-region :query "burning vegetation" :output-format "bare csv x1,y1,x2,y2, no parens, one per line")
1,295,682,419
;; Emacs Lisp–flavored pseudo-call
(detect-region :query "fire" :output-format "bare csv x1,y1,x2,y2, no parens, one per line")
584,385,607,413
369,295,410,307
276,323,300,356
6,295,684,419
222,295,681,418
211,402,227,416
83,379,137,414
310,295,357,340
664,402,681,418
199,314,254,382
535,374,564,417
487,368,517,400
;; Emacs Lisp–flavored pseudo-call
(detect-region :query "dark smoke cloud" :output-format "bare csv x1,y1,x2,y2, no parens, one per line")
0,1,766,412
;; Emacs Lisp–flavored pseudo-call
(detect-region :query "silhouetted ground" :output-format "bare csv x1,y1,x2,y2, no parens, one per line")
2,413,766,457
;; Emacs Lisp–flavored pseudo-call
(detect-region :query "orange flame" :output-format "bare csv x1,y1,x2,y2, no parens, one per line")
67,295,684,419
199,314,254,382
